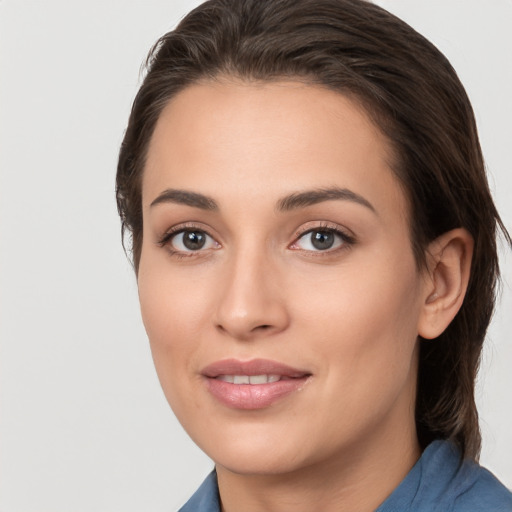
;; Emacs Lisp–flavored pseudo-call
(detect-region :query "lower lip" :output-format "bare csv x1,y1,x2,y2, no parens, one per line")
204,377,310,410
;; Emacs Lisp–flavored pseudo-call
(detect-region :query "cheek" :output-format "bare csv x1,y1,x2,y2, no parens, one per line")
138,248,212,342
298,250,421,336
137,257,204,401
293,250,422,391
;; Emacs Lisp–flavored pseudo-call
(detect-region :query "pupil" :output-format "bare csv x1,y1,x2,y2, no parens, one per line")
183,231,206,250
311,230,334,250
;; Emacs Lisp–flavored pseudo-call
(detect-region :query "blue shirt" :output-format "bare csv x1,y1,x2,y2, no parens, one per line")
179,441,512,511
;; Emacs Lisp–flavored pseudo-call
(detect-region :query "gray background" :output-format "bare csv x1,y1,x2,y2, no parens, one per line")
1,1,511,510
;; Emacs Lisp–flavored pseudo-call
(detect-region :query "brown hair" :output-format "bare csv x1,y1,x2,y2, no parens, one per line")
116,0,510,460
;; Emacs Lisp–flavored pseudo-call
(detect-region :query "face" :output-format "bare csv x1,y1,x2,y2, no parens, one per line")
138,80,428,476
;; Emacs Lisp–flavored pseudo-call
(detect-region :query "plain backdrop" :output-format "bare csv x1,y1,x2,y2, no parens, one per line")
1,1,511,510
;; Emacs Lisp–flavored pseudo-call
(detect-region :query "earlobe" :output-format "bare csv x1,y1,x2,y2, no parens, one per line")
418,228,474,340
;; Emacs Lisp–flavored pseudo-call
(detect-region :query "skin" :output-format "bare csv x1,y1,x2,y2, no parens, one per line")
137,80,472,512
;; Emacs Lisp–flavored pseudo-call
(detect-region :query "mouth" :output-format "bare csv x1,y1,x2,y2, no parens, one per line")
216,374,283,384
201,359,312,410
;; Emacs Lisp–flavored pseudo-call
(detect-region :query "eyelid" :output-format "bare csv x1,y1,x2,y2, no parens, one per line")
156,221,355,256
289,222,356,252
157,222,221,256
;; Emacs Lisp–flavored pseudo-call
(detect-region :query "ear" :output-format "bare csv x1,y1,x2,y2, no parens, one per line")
418,228,474,340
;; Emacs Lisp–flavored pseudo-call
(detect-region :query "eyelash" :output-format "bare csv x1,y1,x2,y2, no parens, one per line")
290,222,356,256
157,223,218,259
157,222,356,259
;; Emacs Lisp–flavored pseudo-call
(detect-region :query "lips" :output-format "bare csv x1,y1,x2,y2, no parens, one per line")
201,358,312,410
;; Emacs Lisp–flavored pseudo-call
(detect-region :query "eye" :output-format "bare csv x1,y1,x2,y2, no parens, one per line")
292,228,352,252
166,229,218,252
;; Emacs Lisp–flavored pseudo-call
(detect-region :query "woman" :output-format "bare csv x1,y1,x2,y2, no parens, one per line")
116,0,512,510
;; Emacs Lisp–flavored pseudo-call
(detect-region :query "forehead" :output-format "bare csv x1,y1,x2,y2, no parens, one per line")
142,80,407,222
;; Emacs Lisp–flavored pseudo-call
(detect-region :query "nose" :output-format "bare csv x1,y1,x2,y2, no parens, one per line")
213,250,290,341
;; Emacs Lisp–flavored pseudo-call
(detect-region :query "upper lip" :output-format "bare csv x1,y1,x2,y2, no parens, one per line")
201,358,311,378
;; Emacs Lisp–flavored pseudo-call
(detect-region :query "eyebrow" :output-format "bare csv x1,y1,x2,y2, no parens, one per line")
149,186,376,214
150,189,219,210
276,187,376,214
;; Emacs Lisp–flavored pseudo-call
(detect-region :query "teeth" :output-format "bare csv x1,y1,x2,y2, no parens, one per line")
249,375,268,384
217,374,281,384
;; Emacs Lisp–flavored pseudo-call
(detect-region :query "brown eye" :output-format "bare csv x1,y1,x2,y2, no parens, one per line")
293,228,351,252
309,230,335,250
169,230,217,252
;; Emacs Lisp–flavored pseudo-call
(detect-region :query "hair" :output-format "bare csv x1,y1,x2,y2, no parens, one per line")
116,0,510,460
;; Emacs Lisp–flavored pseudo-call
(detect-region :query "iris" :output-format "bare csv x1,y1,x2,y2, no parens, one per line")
310,230,335,250
182,231,206,250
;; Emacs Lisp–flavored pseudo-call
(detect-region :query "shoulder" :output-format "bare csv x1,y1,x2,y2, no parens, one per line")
424,441,512,511
378,440,512,512
451,462,512,512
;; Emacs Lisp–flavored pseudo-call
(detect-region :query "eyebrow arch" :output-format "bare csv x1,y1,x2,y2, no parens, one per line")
276,187,376,214
150,186,375,214
150,189,218,210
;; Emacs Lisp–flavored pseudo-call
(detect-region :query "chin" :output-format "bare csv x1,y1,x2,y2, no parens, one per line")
215,449,308,477
192,420,329,477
